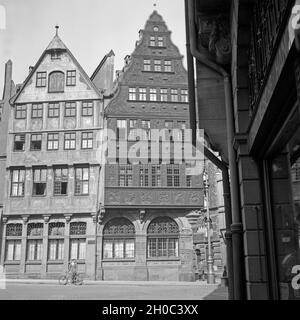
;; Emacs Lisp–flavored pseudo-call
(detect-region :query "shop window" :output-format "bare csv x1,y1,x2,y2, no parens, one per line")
48,222,65,261
147,217,179,258
70,222,86,260
103,218,135,259
5,224,22,261
27,223,43,261
14,134,25,152
48,71,65,93
54,167,68,196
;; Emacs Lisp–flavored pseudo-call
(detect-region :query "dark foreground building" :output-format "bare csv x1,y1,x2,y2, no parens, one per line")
186,0,300,299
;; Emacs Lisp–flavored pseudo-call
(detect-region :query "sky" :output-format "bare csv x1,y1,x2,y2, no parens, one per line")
0,0,187,95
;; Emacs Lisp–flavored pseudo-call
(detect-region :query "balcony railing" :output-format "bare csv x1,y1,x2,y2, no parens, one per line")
249,0,294,114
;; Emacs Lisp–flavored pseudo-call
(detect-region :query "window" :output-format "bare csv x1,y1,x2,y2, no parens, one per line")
66,70,76,86
139,88,147,101
75,167,89,195
143,59,151,71
70,222,86,260
48,71,65,93
153,26,159,32
51,51,61,60
103,218,135,259
32,168,47,196
129,119,137,128
47,133,59,150
54,167,68,196
64,132,76,150
5,224,22,261
177,121,186,141
48,103,60,118
150,88,157,101
140,166,149,186
154,60,161,72
15,105,27,119
171,89,178,102
160,89,168,102
128,120,138,141
164,60,172,72
36,72,47,87
158,37,164,47
128,88,137,101
147,217,179,258
11,169,25,197
65,102,76,117
14,134,25,152
31,104,43,118
167,164,180,187
151,165,161,187
117,119,127,140
30,134,42,151
27,223,44,261
186,175,192,187
81,132,93,149
48,223,65,261
141,120,151,140
118,165,132,186
82,101,93,116
181,89,189,103
150,36,156,46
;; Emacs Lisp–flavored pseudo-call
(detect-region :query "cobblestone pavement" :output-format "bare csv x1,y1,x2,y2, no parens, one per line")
0,281,228,300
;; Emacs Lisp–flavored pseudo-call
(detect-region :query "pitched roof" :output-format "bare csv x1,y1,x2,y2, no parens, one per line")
91,49,115,80
11,33,102,104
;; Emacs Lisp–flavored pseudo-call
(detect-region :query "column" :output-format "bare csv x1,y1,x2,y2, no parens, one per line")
0,217,7,266
64,214,72,270
41,215,50,276
20,215,29,274
96,209,105,280
59,102,64,129
42,103,47,130
134,210,148,280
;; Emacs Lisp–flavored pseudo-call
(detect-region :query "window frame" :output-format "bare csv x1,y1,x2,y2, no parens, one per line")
48,103,60,118
31,104,43,119
82,101,93,117
48,71,65,93
47,133,59,151
36,72,47,87
10,169,25,197
13,134,25,152
30,134,42,151
15,105,27,119
32,167,47,197
66,70,76,86
53,167,69,196
64,102,77,117
81,132,93,149
64,132,76,150
74,167,89,195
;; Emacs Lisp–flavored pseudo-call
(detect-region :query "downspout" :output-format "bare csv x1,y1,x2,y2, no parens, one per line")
186,0,245,300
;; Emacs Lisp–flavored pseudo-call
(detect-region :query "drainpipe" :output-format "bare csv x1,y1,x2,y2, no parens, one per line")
186,0,245,300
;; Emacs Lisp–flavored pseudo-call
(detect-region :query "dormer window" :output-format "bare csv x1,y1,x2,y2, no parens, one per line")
48,71,65,93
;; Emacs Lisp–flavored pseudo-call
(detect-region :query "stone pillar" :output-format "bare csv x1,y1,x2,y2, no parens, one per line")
0,217,7,266
20,215,29,275
42,103,47,130
96,209,105,280
59,102,64,129
41,215,50,277
134,209,148,280
76,101,81,128
64,214,72,270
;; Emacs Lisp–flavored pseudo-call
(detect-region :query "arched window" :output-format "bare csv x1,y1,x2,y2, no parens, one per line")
147,217,179,258
103,218,135,259
70,222,86,260
5,224,22,261
48,71,65,93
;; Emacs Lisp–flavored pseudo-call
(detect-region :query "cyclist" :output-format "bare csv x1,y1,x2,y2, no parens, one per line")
68,259,78,284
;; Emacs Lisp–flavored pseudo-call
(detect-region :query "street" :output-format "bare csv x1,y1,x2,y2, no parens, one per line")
0,281,228,300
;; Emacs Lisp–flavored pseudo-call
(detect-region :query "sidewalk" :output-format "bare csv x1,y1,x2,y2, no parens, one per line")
6,278,222,287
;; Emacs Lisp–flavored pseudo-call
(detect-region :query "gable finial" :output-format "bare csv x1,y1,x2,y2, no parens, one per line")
55,25,59,36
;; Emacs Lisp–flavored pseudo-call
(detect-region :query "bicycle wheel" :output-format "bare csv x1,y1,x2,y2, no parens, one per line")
59,275,68,285
74,275,83,286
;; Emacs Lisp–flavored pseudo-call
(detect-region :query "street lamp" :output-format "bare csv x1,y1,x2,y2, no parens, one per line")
203,168,215,284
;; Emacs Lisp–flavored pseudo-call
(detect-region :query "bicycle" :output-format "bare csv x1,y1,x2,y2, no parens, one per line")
58,271,83,286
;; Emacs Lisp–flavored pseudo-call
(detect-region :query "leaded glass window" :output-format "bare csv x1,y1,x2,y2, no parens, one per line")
103,218,135,259
147,217,179,258
70,222,86,236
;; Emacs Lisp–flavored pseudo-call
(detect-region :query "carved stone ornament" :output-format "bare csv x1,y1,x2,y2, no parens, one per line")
139,209,146,223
